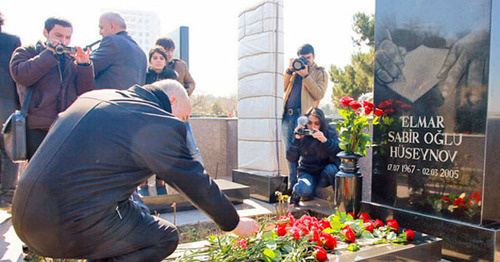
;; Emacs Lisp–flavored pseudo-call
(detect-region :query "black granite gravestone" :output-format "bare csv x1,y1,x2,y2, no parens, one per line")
369,0,500,260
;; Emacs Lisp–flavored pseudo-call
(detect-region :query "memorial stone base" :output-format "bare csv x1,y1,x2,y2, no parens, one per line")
141,179,250,212
363,201,500,261
232,169,287,203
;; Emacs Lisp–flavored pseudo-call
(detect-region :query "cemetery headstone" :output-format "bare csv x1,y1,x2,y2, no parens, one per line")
370,0,500,260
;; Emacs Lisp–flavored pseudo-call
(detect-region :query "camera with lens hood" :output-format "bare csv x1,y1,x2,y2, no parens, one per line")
291,56,308,72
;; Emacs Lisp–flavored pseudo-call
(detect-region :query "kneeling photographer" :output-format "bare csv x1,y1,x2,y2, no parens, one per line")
286,107,341,205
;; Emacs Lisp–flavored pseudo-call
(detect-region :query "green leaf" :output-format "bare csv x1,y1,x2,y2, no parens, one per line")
362,231,375,239
347,243,360,252
386,231,397,241
262,248,278,261
262,232,275,240
392,233,408,244
322,227,337,235
266,240,277,250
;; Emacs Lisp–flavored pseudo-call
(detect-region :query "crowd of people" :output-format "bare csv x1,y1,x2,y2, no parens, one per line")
0,10,340,262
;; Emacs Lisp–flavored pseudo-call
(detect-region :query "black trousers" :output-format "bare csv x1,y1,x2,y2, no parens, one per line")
27,129,48,160
84,200,179,262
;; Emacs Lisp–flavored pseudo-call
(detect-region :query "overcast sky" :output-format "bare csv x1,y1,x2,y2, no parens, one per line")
1,0,374,101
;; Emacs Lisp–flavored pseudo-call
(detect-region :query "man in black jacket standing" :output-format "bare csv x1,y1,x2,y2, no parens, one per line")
91,12,147,90
11,80,257,261
0,11,21,197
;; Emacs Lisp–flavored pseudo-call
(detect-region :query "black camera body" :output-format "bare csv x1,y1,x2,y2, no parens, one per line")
291,56,308,71
296,128,316,136
46,42,77,55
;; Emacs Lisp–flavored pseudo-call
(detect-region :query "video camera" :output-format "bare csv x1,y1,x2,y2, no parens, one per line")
295,116,317,136
291,56,308,72
46,42,77,55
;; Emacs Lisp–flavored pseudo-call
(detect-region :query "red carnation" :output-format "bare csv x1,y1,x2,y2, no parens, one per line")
454,197,466,208
349,101,362,110
320,232,337,250
314,246,328,261
363,221,374,233
373,219,384,228
405,229,415,240
374,108,384,116
386,219,399,233
340,96,354,107
347,212,355,219
471,191,482,202
441,197,451,203
319,219,331,230
363,101,375,114
342,225,356,243
289,226,301,240
358,212,371,222
237,238,247,249
275,224,287,236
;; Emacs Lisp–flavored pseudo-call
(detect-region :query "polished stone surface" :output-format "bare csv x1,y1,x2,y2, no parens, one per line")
373,0,492,225
232,169,287,203
364,201,500,261
141,179,249,212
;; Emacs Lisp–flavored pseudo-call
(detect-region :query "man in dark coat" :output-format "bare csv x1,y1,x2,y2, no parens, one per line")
9,17,94,159
91,12,147,90
0,11,21,196
11,80,258,261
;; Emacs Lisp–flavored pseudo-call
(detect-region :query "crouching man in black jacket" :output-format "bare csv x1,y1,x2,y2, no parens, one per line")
11,79,257,261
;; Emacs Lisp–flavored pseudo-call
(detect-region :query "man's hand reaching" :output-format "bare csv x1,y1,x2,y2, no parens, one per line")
231,217,259,238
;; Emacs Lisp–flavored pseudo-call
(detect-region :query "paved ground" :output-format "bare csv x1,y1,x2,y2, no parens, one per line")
0,196,23,262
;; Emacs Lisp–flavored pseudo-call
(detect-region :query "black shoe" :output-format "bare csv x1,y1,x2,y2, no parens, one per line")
289,193,301,206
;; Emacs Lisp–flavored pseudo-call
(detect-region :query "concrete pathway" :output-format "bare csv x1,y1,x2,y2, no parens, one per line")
0,201,23,262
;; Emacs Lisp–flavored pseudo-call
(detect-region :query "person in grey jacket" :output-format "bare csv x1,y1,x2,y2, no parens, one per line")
0,11,21,196
91,12,147,90
11,80,257,261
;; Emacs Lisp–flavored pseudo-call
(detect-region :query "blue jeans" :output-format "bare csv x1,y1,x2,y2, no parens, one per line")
185,122,203,165
293,164,339,200
281,113,300,189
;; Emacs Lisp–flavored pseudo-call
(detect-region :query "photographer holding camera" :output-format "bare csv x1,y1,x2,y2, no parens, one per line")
286,107,341,205
10,17,94,159
282,44,328,194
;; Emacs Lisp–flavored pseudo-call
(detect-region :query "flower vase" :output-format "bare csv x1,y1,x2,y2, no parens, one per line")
335,151,363,216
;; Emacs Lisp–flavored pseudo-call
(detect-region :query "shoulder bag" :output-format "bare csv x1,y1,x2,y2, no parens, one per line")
1,87,33,162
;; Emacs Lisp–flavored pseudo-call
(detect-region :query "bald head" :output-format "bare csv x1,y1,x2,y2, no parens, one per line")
152,80,191,122
99,12,126,37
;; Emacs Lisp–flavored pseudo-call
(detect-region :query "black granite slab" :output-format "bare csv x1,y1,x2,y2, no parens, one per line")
141,179,249,213
372,0,495,226
232,169,287,203
363,201,500,261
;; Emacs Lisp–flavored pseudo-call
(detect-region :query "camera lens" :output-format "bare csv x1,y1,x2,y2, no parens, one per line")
292,60,303,71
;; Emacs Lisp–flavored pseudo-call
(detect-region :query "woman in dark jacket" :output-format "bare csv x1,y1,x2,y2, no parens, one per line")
286,107,341,205
139,46,178,196
145,46,178,84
